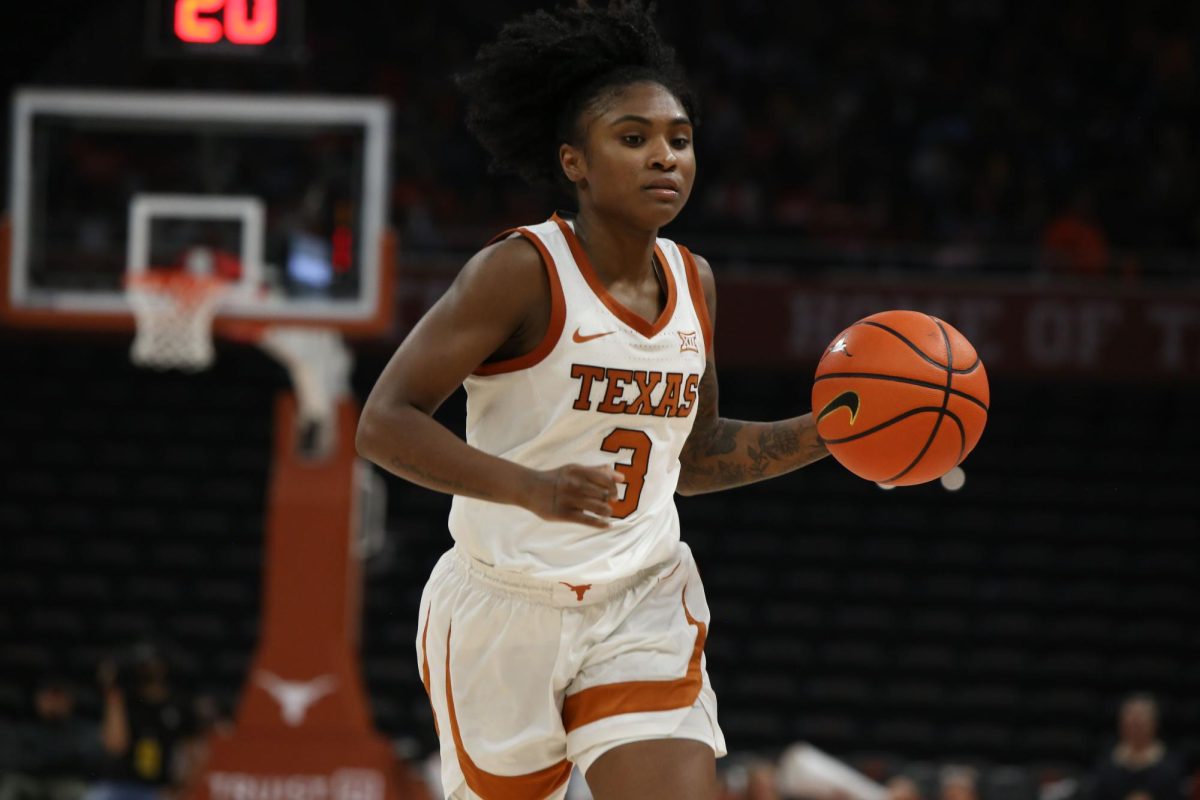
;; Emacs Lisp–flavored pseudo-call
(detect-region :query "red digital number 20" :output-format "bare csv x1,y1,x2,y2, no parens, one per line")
175,0,278,45
600,429,652,519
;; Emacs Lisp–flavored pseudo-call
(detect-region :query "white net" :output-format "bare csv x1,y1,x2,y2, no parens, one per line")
127,272,229,370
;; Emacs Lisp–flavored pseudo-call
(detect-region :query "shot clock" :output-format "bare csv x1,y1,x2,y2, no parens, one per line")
145,0,305,61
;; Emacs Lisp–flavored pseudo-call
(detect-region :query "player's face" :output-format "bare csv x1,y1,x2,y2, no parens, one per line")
565,82,695,230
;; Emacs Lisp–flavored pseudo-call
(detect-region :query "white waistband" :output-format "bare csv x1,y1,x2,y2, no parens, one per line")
451,544,671,608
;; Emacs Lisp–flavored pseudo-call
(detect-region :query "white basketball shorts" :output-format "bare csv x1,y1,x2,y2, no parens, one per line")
415,540,726,800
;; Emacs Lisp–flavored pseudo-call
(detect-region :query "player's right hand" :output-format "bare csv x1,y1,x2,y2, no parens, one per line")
527,464,624,528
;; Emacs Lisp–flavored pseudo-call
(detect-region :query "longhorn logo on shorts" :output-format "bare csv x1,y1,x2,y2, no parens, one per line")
817,391,861,426
559,582,592,601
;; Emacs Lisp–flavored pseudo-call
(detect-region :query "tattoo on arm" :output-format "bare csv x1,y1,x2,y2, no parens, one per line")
679,363,828,494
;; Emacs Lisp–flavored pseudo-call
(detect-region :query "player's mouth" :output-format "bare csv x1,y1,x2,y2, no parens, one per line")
642,179,681,200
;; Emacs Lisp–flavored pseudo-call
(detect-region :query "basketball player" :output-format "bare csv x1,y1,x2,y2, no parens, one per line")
356,3,829,798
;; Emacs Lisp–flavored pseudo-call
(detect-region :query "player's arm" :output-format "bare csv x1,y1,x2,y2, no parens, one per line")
676,254,829,496
356,238,621,528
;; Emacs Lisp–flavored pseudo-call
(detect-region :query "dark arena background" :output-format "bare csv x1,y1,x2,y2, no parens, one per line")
1,2,1198,800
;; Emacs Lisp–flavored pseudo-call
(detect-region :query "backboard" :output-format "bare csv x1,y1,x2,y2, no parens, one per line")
3,88,393,337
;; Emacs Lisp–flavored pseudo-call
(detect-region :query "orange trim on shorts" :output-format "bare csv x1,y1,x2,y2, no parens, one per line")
474,228,567,377
421,613,439,737
678,245,713,355
552,213,677,340
445,623,573,799
561,587,706,733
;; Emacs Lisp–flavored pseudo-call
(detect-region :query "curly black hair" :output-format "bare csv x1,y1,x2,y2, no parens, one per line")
456,1,697,187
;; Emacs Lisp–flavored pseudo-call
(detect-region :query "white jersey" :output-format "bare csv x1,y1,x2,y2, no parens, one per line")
448,213,713,583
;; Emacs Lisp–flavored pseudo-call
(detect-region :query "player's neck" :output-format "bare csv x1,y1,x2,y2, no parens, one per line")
571,209,658,285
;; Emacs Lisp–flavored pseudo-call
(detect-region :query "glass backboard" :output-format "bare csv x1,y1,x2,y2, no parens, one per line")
3,88,393,336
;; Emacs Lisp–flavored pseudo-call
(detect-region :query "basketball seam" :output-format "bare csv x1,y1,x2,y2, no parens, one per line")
813,372,989,412
821,406,947,445
858,320,980,375
879,317,955,485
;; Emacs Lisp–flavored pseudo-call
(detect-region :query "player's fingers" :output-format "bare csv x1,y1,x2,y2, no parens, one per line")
579,466,625,486
561,473,613,504
578,468,625,499
577,496,613,517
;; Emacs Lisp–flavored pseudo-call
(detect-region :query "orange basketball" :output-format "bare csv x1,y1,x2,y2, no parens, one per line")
812,310,990,486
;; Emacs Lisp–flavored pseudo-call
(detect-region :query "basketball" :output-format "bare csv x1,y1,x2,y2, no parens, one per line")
812,310,990,486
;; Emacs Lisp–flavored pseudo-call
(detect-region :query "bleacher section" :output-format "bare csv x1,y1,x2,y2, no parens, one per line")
2,333,1197,772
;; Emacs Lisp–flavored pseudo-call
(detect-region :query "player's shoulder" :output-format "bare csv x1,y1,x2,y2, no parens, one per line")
456,231,547,293
679,248,716,308
687,251,714,281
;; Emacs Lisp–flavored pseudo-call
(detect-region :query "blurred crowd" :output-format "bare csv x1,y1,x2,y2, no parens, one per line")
374,1,1197,276
0,654,1195,800
7,1,1196,277
0,644,226,800
704,695,1192,800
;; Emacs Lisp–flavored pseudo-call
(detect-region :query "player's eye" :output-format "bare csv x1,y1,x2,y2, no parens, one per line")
621,134,644,146
671,136,691,148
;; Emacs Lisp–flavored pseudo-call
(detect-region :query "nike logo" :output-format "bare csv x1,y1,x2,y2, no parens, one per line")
817,391,860,425
829,335,854,357
572,327,615,343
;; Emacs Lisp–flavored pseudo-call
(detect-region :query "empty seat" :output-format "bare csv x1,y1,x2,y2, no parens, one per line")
1044,614,1114,646
27,608,86,639
1018,726,1095,762
879,680,946,711
746,637,814,668
732,671,800,702
908,608,970,637
868,717,937,754
944,722,1012,755
171,613,228,642
1035,650,1108,685
1025,687,1105,727
981,766,1036,800
962,647,1030,678
802,676,873,708
950,683,1024,717
894,644,958,675
818,640,886,672
794,713,859,748
193,579,254,607
846,569,910,599
763,602,823,632
831,604,897,634
126,577,182,604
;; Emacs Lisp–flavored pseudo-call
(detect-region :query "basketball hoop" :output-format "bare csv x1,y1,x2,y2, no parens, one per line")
126,271,229,370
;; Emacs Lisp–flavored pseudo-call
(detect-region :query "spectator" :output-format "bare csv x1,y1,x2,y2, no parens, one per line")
1039,190,1111,278
745,760,782,800
888,776,924,800
1092,694,1186,800
940,766,980,800
0,675,103,800
83,646,200,800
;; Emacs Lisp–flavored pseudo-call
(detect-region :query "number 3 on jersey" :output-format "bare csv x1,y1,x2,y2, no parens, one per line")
600,428,652,519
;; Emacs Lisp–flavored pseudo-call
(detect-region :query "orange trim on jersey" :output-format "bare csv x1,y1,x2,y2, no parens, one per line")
678,245,713,355
485,227,521,246
561,587,706,733
421,613,439,737
552,213,677,340
474,228,567,377
445,624,573,799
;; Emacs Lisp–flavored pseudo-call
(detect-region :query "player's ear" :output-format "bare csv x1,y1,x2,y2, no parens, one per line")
559,142,587,185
